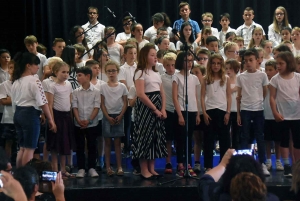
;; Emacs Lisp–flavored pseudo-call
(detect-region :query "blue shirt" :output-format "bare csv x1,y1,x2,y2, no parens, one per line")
173,18,201,40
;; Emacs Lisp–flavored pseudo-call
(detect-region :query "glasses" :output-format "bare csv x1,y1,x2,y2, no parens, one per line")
228,51,239,55
202,20,212,23
106,69,118,73
275,13,284,16
88,12,97,15
198,57,208,61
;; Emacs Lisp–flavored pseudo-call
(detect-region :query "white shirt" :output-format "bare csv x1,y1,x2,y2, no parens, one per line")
211,27,220,39
128,85,136,122
205,78,228,112
82,21,105,46
176,41,198,52
116,32,131,42
134,69,161,92
270,73,300,120
0,68,9,113
236,71,268,111
36,53,47,80
138,39,149,51
76,61,86,68
72,84,100,127
119,62,137,88
230,84,237,112
172,72,199,112
98,72,109,82
100,82,128,114
235,21,265,48
161,73,175,112
261,57,274,69
11,75,48,111
91,79,106,120
108,43,122,65
263,87,273,120
48,81,72,112
219,27,236,46
0,81,13,123
42,76,56,92
268,23,291,47
155,63,165,75
292,44,300,57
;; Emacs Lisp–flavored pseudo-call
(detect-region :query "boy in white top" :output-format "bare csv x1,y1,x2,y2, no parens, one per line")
235,7,265,48
236,49,270,175
201,12,219,39
219,13,236,46
116,16,132,46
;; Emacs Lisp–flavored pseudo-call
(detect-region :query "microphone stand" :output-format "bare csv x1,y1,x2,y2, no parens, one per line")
158,32,199,186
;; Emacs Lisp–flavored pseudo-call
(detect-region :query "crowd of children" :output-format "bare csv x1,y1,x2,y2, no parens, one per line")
1,2,300,180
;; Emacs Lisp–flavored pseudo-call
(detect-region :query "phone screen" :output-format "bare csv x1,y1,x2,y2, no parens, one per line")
41,171,57,182
233,149,253,156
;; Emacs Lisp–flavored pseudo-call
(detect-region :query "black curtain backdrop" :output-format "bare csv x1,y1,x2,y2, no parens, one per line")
1,0,300,57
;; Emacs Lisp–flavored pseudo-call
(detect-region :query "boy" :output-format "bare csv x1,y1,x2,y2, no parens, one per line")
206,36,219,53
173,2,201,43
72,67,100,178
236,7,265,48
201,12,219,39
161,52,177,174
224,42,239,60
196,49,210,67
24,35,47,80
116,16,132,46
37,44,47,56
236,49,270,175
219,13,236,46
233,36,245,50
263,60,283,171
73,44,86,67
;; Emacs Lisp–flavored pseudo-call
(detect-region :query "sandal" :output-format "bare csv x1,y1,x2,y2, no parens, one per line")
107,168,115,176
117,169,124,176
62,171,76,179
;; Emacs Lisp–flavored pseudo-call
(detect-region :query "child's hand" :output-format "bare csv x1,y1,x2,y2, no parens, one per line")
203,113,211,125
40,113,46,125
236,96,242,103
154,109,163,119
161,109,167,120
273,112,284,122
81,120,89,128
178,115,185,126
108,117,116,125
224,113,230,125
196,115,200,125
48,120,57,133
237,114,242,126
115,115,122,124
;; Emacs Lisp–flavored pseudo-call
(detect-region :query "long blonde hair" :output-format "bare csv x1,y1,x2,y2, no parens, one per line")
272,6,289,34
205,54,226,86
248,27,264,49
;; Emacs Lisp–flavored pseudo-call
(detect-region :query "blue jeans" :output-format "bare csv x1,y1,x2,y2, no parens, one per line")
240,110,266,163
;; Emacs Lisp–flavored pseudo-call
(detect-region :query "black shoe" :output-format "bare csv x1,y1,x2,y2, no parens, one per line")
283,164,292,177
140,174,156,180
154,174,164,179
133,167,141,175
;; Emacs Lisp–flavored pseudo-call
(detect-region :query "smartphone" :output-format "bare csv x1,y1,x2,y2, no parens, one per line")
41,171,57,182
233,149,253,156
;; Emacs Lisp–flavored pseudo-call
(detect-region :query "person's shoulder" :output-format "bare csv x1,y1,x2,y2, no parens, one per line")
82,22,89,28
268,23,274,29
37,53,47,60
253,21,263,28
266,193,280,201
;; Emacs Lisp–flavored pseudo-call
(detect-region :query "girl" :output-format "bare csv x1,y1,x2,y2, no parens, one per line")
131,23,149,51
94,48,110,82
69,25,93,61
269,51,300,176
101,60,128,176
105,26,124,65
201,54,231,171
156,36,170,51
225,32,236,43
281,27,292,42
256,47,264,70
144,13,166,43
132,44,167,179
155,27,176,51
61,46,79,90
261,40,274,68
11,52,56,167
268,6,291,46
292,27,300,57
172,52,200,177
176,22,198,52
47,61,75,178
225,59,240,149
248,27,264,49
199,27,212,49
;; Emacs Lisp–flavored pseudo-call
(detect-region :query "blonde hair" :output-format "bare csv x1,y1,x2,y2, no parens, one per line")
104,60,120,72
52,61,69,75
281,40,293,45
272,6,289,34
224,42,238,53
48,57,63,71
202,12,213,20
193,64,206,76
292,27,300,33
163,52,177,62
233,36,244,43
248,27,264,49
205,54,226,86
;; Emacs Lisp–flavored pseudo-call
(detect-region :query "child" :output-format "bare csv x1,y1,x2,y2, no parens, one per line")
94,48,110,82
268,6,291,47
105,26,124,65
72,67,100,178
236,7,265,48
47,61,75,178
233,36,245,50
261,40,274,69
201,54,231,171
206,36,219,53
37,44,47,56
24,35,47,80
201,12,219,39
131,23,149,51
116,16,132,46
256,47,264,70
69,25,92,61
11,52,56,167
61,46,79,90
176,22,198,53
191,64,206,173
156,36,170,51
73,44,86,68
173,52,200,177
173,1,201,43
132,44,167,179
248,27,265,49
155,27,176,51
144,13,166,43
101,61,128,176
269,51,300,177
126,38,139,62
219,13,236,45
281,27,292,42
236,49,270,175
0,61,15,158
196,49,211,68
224,42,239,60
263,59,283,171
199,27,212,49
224,59,240,149
161,52,177,174
292,27,300,57
225,32,237,43
295,56,300,73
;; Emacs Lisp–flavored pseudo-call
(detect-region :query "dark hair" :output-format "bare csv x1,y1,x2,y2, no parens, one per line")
161,12,171,27
206,36,218,45
0,49,10,56
87,6,98,14
26,158,52,176
238,49,246,60
244,7,254,15
175,51,193,70
179,21,194,43
276,51,297,73
225,32,236,40
85,60,99,67
179,1,190,10
135,43,157,79
69,25,90,57
131,23,143,38
274,44,292,53
52,38,65,46
225,59,240,74
265,59,277,70
244,48,259,59
281,27,292,42
219,13,230,21
12,52,40,82
124,44,136,54
157,50,166,59
61,46,76,73
37,44,47,54
76,66,92,80
93,48,108,63
13,166,39,199
156,36,169,45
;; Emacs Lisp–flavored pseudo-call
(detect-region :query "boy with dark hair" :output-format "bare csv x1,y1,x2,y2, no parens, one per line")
206,36,219,53
219,13,236,45
116,16,132,46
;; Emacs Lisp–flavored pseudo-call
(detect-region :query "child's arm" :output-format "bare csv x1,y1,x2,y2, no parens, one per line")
236,87,242,126
263,85,268,100
115,95,128,123
195,84,200,125
269,85,284,122
172,81,185,126
0,96,12,105
200,78,211,125
128,98,137,107
119,45,124,64
100,94,116,125
47,93,55,125
41,104,57,133
160,84,167,119
224,77,232,125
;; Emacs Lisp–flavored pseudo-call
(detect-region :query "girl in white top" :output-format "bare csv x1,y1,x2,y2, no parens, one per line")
201,54,231,170
131,23,149,51
11,52,56,167
292,27,300,57
176,22,198,53
105,26,124,65
270,51,300,170
47,61,75,177
172,52,200,177
95,48,109,82
261,40,274,68
100,60,128,176
70,25,93,60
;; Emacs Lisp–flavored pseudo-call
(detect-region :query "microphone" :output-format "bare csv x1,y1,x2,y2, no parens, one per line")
105,6,116,18
126,11,137,23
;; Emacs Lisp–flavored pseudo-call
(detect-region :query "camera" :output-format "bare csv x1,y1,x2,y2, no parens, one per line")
233,149,253,156
41,171,57,182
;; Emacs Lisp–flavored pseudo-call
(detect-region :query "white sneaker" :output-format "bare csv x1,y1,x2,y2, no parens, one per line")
262,163,270,176
265,162,272,170
276,161,284,171
76,169,85,178
88,168,99,177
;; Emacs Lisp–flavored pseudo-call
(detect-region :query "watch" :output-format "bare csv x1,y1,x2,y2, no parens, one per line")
88,118,93,125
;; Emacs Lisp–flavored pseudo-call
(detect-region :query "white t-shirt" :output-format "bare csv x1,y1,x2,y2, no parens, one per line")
36,53,47,80
128,85,136,122
172,72,199,112
108,43,122,65
76,60,86,68
155,63,165,75
116,32,131,42
98,72,109,82
91,79,106,120
268,23,291,47
134,69,162,92
161,73,175,112
119,62,137,88
230,84,237,112
270,73,300,120
235,21,265,48
42,76,56,92
48,81,72,112
144,26,159,43
176,41,198,52
100,82,128,114
261,57,274,69
11,75,48,111
263,87,274,120
0,81,13,123
82,21,105,46
138,39,149,51
236,71,268,111
211,27,219,39
205,78,228,112
219,27,236,46
0,68,9,113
